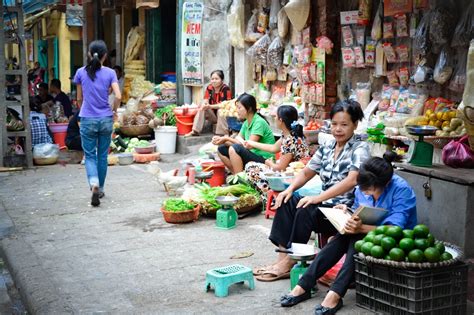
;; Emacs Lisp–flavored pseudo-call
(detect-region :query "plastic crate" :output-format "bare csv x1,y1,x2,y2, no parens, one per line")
355,255,467,314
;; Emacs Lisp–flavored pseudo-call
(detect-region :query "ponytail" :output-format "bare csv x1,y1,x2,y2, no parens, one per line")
277,105,304,139
86,40,108,81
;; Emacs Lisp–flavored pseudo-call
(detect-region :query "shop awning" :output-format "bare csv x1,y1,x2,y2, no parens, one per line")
2,0,58,14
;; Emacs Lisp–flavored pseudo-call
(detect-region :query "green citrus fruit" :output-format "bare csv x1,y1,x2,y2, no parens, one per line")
370,245,385,258
408,249,424,263
373,234,384,245
367,230,376,237
381,236,397,251
361,242,375,256
354,240,365,253
389,248,405,262
413,224,430,238
426,233,435,246
434,242,445,254
424,247,441,263
374,225,388,235
384,255,392,261
364,234,375,243
402,229,414,239
386,226,403,240
399,238,415,252
440,252,453,261
414,238,430,250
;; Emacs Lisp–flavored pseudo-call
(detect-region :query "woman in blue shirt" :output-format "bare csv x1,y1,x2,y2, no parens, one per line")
280,153,417,314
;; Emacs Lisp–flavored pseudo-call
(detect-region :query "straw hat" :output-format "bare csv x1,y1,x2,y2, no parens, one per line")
283,0,310,32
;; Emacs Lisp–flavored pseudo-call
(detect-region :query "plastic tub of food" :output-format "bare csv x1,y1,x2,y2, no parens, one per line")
264,172,294,192
116,153,134,165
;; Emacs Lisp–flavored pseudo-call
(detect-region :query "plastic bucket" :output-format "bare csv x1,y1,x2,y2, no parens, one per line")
52,131,67,147
201,161,226,187
175,114,195,135
154,126,177,154
49,123,68,133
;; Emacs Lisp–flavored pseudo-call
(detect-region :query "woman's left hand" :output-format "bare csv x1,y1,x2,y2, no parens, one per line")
296,195,321,208
212,136,227,145
344,215,362,234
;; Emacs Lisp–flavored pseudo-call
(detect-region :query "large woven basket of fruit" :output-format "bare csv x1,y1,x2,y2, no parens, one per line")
354,224,463,269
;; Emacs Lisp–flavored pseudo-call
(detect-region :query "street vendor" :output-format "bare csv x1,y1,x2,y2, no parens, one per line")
185,70,231,137
254,100,370,282
214,93,275,174
280,153,417,314
245,105,310,195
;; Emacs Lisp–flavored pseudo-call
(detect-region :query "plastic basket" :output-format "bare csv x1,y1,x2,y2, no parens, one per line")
355,255,468,314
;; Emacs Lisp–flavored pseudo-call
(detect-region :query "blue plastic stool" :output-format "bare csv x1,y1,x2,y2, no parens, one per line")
205,264,255,297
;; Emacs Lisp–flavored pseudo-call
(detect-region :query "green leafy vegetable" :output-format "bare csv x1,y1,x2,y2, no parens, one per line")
155,105,177,126
163,198,195,212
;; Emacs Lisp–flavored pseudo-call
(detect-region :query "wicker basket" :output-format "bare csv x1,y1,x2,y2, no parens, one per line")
161,205,200,224
120,124,152,137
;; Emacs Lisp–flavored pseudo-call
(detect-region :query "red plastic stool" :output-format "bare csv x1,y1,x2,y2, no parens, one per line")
265,190,280,219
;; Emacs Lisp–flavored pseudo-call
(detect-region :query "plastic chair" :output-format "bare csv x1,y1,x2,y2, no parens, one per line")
265,190,280,219
205,264,255,297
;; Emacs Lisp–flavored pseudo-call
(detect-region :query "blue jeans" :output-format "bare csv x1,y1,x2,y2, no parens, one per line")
80,117,113,191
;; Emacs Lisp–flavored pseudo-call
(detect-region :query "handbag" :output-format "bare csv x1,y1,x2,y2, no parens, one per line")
441,135,474,168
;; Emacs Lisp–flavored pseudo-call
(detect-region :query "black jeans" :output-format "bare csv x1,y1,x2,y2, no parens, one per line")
298,233,363,297
218,143,266,165
269,194,337,249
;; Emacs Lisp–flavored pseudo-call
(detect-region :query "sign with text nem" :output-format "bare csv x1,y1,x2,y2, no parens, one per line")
181,2,203,86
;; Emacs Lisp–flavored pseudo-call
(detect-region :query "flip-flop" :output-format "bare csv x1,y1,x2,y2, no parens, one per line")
253,265,274,276
255,270,290,282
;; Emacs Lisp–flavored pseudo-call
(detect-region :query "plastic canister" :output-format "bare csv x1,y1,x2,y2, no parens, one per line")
154,126,177,154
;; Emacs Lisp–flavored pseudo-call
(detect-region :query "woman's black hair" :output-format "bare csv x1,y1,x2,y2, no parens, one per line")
330,99,364,123
86,40,108,81
357,152,397,190
210,70,224,81
277,105,304,138
236,93,269,124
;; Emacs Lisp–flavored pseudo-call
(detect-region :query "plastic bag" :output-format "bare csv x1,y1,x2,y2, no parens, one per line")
33,143,59,159
442,136,474,168
414,11,431,56
449,49,468,93
429,6,454,50
451,1,474,48
267,36,284,68
371,1,382,41
277,8,289,38
318,255,345,287
247,34,271,66
257,83,272,105
269,0,280,29
227,0,245,49
245,9,262,42
433,46,454,85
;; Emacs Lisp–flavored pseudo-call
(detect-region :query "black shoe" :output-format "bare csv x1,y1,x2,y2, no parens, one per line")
91,186,100,207
99,192,105,199
314,299,343,315
280,290,311,307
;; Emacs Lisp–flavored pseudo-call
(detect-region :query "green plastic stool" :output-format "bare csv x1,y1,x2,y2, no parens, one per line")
205,264,255,297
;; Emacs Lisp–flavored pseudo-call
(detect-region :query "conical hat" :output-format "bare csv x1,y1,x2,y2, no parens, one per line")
283,0,310,32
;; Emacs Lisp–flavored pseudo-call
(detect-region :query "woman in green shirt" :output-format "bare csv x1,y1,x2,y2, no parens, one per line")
213,93,275,174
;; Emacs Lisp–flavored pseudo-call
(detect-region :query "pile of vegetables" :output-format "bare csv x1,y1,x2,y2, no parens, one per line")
155,105,177,126
163,198,196,212
194,183,260,214
123,138,151,153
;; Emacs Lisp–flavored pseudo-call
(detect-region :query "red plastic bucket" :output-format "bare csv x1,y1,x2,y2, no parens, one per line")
53,131,67,147
201,161,226,187
175,114,195,135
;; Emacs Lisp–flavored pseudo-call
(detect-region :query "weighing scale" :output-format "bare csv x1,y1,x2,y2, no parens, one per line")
215,196,239,230
405,125,438,167
195,170,214,184
276,243,317,290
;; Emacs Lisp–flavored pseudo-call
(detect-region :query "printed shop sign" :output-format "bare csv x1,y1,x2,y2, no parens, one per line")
384,0,413,16
181,2,203,86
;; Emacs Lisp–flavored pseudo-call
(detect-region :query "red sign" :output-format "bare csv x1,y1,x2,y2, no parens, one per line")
384,0,413,16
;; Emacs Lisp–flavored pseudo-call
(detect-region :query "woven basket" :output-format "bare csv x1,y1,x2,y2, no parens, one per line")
358,241,463,269
161,205,200,224
120,124,152,136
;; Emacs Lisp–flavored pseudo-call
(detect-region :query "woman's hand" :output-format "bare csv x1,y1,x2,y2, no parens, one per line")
212,136,227,145
344,215,362,234
243,140,253,150
296,195,322,208
334,204,348,212
271,188,293,210
265,158,274,167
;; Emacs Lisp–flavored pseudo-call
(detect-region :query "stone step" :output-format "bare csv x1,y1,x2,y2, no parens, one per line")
176,133,214,155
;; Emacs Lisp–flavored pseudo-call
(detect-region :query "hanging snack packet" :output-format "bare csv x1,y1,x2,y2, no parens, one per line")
383,43,397,63
245,9,263,42
317,61,325,83
354,46,365,68
354,26,366,47
267,36,284,68
358,0,372,26
396,45,410,63
394,14,408,38
383,20,394,39
309,63,317,82
257,10,269,33
316,84,325,105
371,1,382,41
398,67,410,86
310,84,317,104
342,48,356,68
302,27,311,46
300,47,312,65
301,66,311,83
387,70,400,87
342,26,354,47
365,41,376,66
409,14,417,38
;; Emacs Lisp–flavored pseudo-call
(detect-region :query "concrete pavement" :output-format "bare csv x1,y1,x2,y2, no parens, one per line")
0,157,471,314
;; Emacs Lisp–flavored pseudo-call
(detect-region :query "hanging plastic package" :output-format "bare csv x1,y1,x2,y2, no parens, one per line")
245,9,262,42
247,34,271,66
429,5,454,51
413,11,431,56
449,49,468,93
371,1,382,41
451,1,474,48
269,0,281,29
433,46,454,85
277,8,289,38
442,136,474,168
267,36,284,69
227,0,245,49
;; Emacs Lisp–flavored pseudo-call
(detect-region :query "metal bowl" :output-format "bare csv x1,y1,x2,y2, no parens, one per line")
134,145,155,154
405,125,438,136
215,195,239,206
116,153,134,165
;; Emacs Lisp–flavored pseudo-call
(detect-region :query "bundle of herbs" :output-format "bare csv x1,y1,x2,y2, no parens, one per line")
194,183,260,214
163,198,196,212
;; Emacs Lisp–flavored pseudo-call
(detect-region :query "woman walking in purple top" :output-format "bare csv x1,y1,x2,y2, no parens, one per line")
74,40,121,206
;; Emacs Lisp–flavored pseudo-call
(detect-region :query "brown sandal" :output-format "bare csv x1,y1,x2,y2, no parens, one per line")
255,270,291,282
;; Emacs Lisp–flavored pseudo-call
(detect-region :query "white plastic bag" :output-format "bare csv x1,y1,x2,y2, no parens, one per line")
277,8,289,38
269,0,281,29
267,36,284,68
33,143,59,159
433,46,454,85
227,0,245,49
